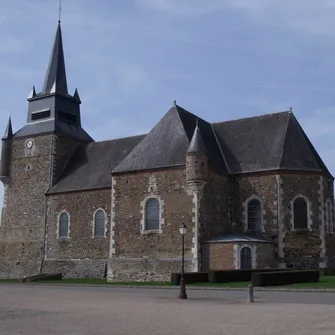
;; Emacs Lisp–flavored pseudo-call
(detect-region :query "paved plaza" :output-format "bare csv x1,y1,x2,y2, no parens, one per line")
1,284,335,335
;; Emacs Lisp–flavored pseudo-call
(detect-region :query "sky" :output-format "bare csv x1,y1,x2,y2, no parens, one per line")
1,0,335,217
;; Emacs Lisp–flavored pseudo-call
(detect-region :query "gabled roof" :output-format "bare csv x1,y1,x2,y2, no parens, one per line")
113,105,227,174
212,111,330,175
48,135,145,194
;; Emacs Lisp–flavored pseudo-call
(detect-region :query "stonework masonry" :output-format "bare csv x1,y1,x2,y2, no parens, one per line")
108,168,194,282
281,174,325,269
43,189,111,278
52,135,78,185
0,135,53,278
198,172,229,270
230,174,278,238
206,242,275,270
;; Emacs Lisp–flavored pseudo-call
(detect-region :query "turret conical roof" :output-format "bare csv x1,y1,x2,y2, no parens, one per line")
187,123,207,154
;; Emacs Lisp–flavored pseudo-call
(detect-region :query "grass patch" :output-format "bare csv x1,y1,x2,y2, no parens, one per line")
0,279,20,283
37,278,173,286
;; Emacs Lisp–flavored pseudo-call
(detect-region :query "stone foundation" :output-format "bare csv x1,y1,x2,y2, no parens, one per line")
108,258,193,282
42,259,107,278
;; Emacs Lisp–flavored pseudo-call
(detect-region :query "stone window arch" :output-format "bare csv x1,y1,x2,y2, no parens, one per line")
243,195,264,232
140,195,164,234
292,196,310,230
94,209,107,237
58,211,70,238
240,246,252,269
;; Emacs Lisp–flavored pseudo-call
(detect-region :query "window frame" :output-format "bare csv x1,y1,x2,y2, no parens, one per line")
140,195,164,234
93,209,107,238
247,199,262,232
292,195,311,231
240,246,253,269
243,195,264,233
145,198,160,231
58,211,70,239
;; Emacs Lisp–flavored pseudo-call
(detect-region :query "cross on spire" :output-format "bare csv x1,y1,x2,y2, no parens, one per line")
58,0,62,23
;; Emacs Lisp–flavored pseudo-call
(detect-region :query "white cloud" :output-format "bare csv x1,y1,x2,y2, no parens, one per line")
136,0,226,16
137,0,335,36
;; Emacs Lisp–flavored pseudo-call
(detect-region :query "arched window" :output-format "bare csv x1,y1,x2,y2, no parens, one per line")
59,212,69,238
145,198,160,230
94,210,106,237
293,197,308,230
247,199,262,231
240,247,252,269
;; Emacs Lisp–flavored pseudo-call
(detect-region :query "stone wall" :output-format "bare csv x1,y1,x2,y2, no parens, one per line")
0,135,52,278
206,243,235,270
280,174,323,269
230,174,277,237
199,173,229,242
322,177,335,268
109,168,194,282
44,188,111,278
206,242,275,270
256,243,277,268
198,172,229,270
52,135,78,184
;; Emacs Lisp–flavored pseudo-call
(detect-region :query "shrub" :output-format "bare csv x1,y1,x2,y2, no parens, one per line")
208,268,291,283
171,272,208,285
251,270,319,287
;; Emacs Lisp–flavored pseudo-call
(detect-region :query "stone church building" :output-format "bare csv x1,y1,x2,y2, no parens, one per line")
1,23,335,281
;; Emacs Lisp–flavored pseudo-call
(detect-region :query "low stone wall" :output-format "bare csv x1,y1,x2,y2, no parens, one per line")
0,260,42,279
42,259,107,278
108,258,193,282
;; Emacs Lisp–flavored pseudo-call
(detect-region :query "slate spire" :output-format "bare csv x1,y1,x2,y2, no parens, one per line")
2,117,13,140
187,122,207,154
42,21,68,95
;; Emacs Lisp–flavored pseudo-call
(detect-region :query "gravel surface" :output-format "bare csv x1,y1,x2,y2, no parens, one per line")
1,284,335,335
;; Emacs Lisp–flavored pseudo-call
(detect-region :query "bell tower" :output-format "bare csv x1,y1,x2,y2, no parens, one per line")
0,21,92,279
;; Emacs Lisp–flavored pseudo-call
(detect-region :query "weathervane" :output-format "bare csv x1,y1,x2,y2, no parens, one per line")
58,0,62,23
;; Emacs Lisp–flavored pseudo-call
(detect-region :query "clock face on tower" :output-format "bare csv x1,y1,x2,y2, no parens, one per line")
26,140,33,149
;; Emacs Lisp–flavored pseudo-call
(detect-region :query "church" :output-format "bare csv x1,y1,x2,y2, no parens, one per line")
0,22,334,281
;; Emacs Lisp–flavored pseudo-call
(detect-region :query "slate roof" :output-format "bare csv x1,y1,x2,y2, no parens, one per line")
14,120,93,143
187,124,207,154
48,106,331,193
212,111,331,175
2,117,13,140
205,234,274,244
48,135,145,194
43,22,68,95
113,105,227,174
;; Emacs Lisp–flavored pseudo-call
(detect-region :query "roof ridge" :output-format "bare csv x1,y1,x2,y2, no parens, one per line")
210,123,231,174
278,112,291,169
212,110,291,125
90,134,147,145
